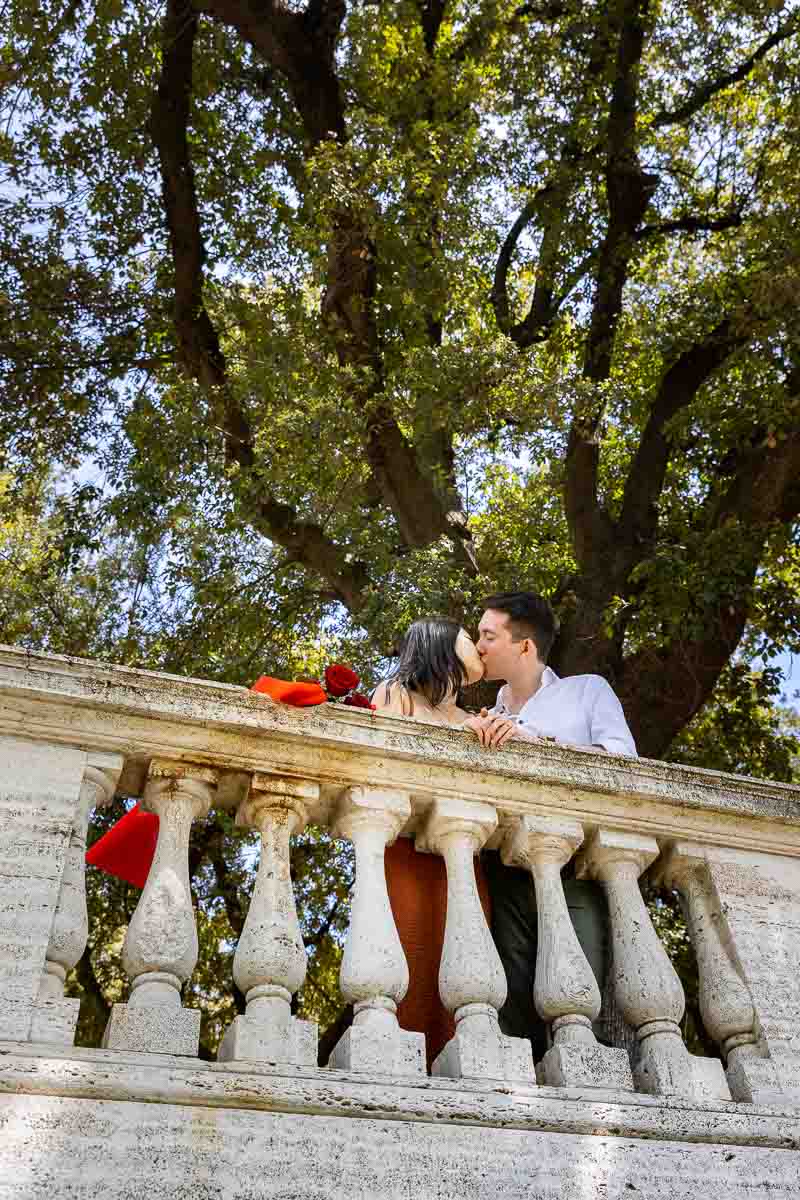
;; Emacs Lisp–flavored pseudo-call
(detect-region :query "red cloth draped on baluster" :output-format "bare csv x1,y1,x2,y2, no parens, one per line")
85,803,159,888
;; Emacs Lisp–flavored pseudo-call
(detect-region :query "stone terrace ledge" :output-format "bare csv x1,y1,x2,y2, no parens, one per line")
1,644,799,1200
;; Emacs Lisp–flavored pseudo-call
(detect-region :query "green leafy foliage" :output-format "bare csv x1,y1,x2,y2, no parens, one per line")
668,661,799,781
645,886,717,1059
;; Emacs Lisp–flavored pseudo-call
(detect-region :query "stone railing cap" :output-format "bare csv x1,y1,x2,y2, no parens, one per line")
2,644,799,855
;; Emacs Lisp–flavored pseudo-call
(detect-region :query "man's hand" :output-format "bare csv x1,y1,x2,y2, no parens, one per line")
463,707,518,748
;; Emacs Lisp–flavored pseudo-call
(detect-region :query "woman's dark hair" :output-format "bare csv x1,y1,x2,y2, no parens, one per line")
384,618,469,708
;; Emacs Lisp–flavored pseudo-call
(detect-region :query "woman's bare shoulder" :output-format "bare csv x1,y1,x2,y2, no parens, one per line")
372,681,412,717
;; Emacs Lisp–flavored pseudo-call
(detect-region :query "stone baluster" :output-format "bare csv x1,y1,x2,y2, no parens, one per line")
30,752,123,1045
329,787,425,1075
417,798,534,1083
657,841,783,1104
576,828,730,1101
218,775,318,1067
502,816,633,1090
104,759,217,1055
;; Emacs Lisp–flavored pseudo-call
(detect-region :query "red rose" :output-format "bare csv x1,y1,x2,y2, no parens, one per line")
324,663,360,696
343,692,375,710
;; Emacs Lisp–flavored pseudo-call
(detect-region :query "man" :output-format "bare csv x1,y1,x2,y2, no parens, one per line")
463,591,637,1060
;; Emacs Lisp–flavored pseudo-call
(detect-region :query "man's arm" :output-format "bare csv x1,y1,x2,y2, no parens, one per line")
589,680,638,757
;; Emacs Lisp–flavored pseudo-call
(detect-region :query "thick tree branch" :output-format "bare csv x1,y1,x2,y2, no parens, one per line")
360,0,476,568
636,211,744,239
73,944,111,1035
616,317,749,556
583,0,654,384
491,179,586,349
150,0,369,611
362,404,478,569
302,895,344,951
556,3,718,680
620,406,800,759
200,0,346,144
317,1004,352,1066
491,8,629,352
202,0,477,572
411,1,450,348
491,200,538,336
565,0,653,571
706,417,800,532
200,6,375,382
148,2,240,439
653,17,800,129
416,0,448,54
566,0,781,583
555,339,795,687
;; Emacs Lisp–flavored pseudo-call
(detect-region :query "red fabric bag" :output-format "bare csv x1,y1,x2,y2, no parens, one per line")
250,675,327,706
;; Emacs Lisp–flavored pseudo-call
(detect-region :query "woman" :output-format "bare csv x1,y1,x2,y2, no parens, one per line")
372,617,485,724
372,618,490,1069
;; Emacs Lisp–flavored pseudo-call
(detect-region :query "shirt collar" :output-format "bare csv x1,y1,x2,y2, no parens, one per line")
497,666,559,710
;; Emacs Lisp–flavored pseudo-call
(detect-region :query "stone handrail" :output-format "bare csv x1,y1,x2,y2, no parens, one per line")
1,644,799,1110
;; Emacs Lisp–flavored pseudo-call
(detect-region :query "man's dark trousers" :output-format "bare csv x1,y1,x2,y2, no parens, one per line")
482,850,609,1062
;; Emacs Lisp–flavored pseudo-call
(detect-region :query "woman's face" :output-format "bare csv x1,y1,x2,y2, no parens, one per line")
456,629,485,685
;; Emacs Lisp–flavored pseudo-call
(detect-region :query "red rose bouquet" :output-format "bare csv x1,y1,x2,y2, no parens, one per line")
324,664,360,696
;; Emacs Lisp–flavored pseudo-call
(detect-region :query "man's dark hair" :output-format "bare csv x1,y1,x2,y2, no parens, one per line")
384,617,469,707
482,592,559,663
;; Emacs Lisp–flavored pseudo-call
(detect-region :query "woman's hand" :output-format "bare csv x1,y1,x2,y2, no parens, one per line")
463,707,518,748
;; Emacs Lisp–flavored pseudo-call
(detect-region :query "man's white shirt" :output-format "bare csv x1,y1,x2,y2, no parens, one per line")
489,667,637,757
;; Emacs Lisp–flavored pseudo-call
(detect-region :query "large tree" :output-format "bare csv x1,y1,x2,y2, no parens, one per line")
3,0,800,762
5,2,800,1054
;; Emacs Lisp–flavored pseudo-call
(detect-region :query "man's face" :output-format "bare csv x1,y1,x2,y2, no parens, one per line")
476,609,539,681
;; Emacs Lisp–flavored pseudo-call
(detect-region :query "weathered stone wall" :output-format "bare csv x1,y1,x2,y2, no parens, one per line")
2,1089,799,1200
708,847,800,1098
2,1048,800,1200
0,738,85,1041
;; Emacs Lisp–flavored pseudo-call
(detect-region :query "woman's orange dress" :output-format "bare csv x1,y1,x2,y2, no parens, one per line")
385,835,492,1070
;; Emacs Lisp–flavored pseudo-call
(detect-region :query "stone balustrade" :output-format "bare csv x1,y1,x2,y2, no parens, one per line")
1,646,800,1199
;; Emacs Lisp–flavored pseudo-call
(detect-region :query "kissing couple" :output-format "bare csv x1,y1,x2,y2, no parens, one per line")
372,590,637,1069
